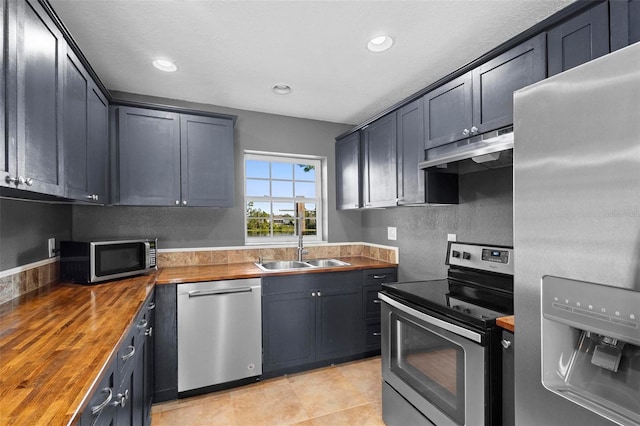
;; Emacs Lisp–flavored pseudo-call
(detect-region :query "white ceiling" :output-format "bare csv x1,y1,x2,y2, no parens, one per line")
49,0,574,125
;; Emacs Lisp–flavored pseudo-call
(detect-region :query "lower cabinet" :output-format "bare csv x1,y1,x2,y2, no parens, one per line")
80,290,155,426
501,330,515,426
262,267,397,377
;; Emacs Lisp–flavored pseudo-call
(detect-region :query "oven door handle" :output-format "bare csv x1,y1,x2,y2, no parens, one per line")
378,293,483,344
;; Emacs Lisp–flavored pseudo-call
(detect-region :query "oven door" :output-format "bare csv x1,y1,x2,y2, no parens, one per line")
380,293,487,426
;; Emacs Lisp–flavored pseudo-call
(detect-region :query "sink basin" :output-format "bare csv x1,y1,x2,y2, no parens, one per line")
254,258,351,271
305,258,351,267
255,260,312,271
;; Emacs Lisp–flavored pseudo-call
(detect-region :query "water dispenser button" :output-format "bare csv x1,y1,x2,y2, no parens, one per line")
591,343,623,372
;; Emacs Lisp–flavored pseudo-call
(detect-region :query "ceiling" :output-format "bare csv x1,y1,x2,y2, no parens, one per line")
49,0,575,126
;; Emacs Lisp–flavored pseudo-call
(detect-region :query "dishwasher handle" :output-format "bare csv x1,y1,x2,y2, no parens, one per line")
187,287,253,298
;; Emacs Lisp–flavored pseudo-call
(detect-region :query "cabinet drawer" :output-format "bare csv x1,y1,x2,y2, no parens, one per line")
365,320,382,350
363,268,397,286
363,285,383,319
117,312,147,381
80,357,117,425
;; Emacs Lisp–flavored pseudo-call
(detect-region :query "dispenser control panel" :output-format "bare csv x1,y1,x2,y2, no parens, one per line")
542,276,640,345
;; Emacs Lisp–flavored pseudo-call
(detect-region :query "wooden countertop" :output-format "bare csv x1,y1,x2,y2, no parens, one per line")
0,274,155,425
497,315,515,332
0,256,396,424
156,256,398,284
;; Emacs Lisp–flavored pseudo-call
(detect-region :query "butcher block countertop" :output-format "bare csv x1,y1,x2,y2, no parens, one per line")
0,273,156,425
0,256,396,425
497,315,515,332
156,256,397,284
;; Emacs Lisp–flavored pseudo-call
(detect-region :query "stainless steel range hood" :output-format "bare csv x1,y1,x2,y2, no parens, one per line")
418,127,514,174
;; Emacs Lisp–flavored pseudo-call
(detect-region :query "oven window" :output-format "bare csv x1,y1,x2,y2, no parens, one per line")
390,313,465,424
95,243,144,276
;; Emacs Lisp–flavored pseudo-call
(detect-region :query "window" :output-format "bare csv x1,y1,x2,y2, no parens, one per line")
244,152,323,244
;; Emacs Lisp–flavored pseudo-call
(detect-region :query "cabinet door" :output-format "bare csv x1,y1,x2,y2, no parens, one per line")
153,283,177,403
63,46,91,201
262,291,316,372
87,84,109,203
610,0,640,52
423,72,472,149
315,286,363,361
80,359,117,426
397,99,425,205
15,0,65,195
547,1,609,77
117,106,181,206
335,132,361,210
501,330,515,426
472,33,546,134
362,113,397,208
0,0,11,187
180,114,234,207
143,296,155,425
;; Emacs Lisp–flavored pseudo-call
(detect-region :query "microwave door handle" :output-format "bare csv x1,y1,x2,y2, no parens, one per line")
144,242,151,268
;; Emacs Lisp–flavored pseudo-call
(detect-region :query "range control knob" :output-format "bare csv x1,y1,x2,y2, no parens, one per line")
452,250,461,258
462,252,471,260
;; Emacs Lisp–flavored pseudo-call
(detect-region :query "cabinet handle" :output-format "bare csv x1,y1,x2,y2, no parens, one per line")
91,388,113,415
175,200,180,205
311,292,316,297
373,275,386,279
501,339,512,349
121,345,136,361
373,299,381,304
317,291,322,297
182,200,187,206
470,126,478,134
372,332,382,336
148,301,156,310
25,177,33,186
462,128,470,136
137,319,148,329
145,327,153,337
5,176,18,185
93,194,98,201
111,389,129,408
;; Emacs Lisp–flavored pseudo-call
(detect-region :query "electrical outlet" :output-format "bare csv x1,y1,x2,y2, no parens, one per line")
447,233,457,242
48,238,56,258
387,227,397,241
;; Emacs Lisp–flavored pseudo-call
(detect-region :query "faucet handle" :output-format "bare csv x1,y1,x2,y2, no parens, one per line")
258,256,263,264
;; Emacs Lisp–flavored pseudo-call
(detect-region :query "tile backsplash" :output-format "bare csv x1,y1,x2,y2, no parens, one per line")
0,260,59,306
157,243,398,268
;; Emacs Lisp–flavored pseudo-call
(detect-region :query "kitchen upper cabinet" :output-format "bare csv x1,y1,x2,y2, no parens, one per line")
63,47,109,203
11,0,65,196
472,33,546,134
423,73,473,150
335,132,361,210
547,1,609,77
397,99,425,205
114,106,235,207
362,113,398,208
610,0,640,52
424,34,545,149
180,114,234,207
116,106,181,206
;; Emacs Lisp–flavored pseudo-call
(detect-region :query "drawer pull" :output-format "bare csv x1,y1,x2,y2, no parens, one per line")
91,388,113,415
137,319,148,329
501,339,512,349
372,332,382,337
373,299,381,304
121,345,136,361
145,327,153,337
373,275,386,279
148,301,156,310
111,389,129,408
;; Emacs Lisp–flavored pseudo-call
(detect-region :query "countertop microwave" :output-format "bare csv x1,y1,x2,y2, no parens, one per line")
60,239,157,284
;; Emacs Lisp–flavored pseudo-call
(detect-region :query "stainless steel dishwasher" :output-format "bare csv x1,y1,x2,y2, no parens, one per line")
177,278,262,393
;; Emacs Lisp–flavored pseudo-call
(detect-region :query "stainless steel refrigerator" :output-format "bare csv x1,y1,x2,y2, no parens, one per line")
513,41,640,426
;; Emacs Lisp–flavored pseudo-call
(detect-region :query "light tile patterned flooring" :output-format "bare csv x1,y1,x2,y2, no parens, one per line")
151,356,384,426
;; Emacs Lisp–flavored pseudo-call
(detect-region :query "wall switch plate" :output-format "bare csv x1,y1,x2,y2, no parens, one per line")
447,233,457,242
48,238,56,258
387,227,397,241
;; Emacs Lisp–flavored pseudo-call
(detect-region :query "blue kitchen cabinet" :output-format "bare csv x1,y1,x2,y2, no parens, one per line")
610,0,640,51
547,1,609,76
335,131,361,210
362,113,398,208
113,106,235,207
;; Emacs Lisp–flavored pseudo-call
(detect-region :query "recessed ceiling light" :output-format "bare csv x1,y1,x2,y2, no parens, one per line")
152,59,177,72
272,83,292,95
367,35,393,52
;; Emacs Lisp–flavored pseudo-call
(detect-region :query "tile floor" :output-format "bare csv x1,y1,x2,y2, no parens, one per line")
151,356,385,426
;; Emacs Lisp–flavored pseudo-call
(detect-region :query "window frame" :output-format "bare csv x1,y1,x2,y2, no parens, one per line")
244,151,324,245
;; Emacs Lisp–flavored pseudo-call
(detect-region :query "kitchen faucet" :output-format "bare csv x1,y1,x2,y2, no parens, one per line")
296,214,308,262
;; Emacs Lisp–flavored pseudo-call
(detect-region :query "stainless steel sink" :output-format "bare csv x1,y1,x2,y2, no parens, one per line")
305,258,351,267
254,258,351,272
254,260,313,271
